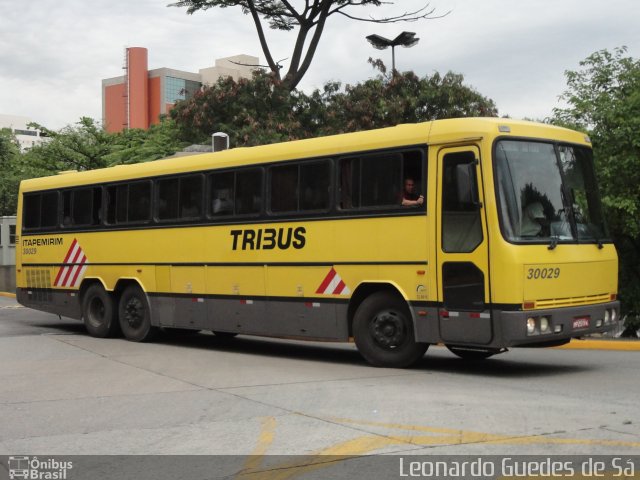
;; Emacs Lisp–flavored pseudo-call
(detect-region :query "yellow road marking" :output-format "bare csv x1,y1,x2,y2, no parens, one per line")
241,416,278,473
237,416,640,480
557,339,640,351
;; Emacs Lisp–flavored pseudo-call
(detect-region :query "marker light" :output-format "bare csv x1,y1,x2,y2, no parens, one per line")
539,317,550,333
554,325,563,333
596,320,603,328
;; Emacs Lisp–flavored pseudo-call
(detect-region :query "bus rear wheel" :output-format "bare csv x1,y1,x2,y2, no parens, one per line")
82,284,119,338
353,291,428,368
118,285,157,342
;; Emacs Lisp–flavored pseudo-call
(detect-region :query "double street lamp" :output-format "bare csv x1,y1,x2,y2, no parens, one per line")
366,31,420,74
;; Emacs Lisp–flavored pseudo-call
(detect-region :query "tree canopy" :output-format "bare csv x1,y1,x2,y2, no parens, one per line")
170,65,497,145
553,46,640,333
170,0,447,90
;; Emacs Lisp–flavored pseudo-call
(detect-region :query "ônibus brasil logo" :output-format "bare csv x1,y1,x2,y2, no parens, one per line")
8,456,73,479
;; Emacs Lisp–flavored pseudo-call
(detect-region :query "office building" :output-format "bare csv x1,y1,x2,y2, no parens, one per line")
102,47,257,133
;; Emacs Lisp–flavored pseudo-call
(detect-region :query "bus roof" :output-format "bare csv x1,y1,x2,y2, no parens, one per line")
19,117,589,193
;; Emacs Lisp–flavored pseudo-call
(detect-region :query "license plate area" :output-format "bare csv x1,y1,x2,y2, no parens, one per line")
572,316,590,330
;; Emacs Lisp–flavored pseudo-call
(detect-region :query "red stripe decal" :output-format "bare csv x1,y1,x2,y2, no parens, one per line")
69,254,87,287
61,246,82,287
315,268,337,294
54,239,77,286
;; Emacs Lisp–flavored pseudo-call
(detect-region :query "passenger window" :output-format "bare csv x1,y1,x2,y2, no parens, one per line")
300,161,330,211
156,175,203,221
61,188,101,227
339,150,424,210
157,178,180,220
129,182,151,222
40,192,59,228
106,181,151,224
236,169,262,215
269,160,331,214
23,192,60,230
270,164,298,213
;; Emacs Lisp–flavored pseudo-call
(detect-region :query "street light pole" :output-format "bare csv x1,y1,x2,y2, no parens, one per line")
366,31,420,75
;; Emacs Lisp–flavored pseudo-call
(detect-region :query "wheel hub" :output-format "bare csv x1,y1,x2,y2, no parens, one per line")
370,311,405,349
124,298,143,328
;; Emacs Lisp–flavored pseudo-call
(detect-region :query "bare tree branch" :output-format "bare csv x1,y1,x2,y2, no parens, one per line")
171,1,449,90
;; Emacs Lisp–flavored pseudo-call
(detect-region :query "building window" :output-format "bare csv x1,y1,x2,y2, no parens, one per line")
165,76,201,104
9,225,16,245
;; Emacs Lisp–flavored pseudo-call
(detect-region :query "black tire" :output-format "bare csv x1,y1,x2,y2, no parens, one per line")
212,331,238,339
446,345,496,360
82,284,120,338
118,285,157,342
353,291,428,368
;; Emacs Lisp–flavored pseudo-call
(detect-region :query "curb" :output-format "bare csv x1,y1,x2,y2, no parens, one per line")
0,292,16,298
556,339,640,351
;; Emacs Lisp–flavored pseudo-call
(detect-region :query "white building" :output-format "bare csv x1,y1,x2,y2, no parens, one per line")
0,114,48,152
0,216,16,266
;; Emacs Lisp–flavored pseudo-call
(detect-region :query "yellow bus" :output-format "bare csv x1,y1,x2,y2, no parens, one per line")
15,118,619,367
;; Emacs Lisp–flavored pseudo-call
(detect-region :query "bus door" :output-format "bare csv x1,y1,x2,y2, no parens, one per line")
436,146,493,345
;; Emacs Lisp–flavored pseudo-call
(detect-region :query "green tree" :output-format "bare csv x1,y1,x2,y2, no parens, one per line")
170,0,446,90
170,71,312,146
23,117,188,178
553,47,640,334
323,61,497,132
105,118,189,165
24,117,115,175
0,129,22,215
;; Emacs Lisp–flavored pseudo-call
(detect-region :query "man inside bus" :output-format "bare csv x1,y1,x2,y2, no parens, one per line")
401,177,424,207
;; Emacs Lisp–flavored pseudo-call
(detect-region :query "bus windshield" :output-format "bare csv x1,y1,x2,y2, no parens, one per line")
494,139,608,244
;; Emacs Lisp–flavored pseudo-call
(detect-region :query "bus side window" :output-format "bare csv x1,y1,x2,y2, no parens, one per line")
270,164,298,213
128,182,151,223
236,169,262,215
300,161,330,212
339,150,423,210
157,178,180,220
179,175,203,219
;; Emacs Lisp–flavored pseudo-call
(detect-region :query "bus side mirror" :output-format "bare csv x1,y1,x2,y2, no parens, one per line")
456,163,479,207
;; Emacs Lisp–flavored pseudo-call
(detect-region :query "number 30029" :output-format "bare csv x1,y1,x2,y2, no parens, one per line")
527,267,560,279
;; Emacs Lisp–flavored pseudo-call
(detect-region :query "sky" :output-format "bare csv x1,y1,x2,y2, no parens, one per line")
1,0,639,130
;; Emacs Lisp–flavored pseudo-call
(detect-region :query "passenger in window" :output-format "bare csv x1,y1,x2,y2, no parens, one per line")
401,178,424,207
520,202,548,237
212,188,233,215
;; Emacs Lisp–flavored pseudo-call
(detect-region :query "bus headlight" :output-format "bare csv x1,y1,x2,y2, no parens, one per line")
527,317,537,335
540,317,550,333
611,309,617,323
604,310,611,325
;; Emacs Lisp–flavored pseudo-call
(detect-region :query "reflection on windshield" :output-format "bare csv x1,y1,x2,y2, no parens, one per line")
494,140,608,244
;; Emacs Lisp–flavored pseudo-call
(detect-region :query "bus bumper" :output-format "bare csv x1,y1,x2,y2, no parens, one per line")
498,301,621,348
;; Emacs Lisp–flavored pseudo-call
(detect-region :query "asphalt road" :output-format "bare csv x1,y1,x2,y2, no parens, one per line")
1,294,639,464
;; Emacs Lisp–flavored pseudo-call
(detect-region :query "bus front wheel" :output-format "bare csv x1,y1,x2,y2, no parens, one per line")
118,285,157,342
353,292,428,368
82,284,119,338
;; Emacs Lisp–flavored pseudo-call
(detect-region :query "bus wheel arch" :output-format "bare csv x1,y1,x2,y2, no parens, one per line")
79,280,120,338
348,283,407,337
